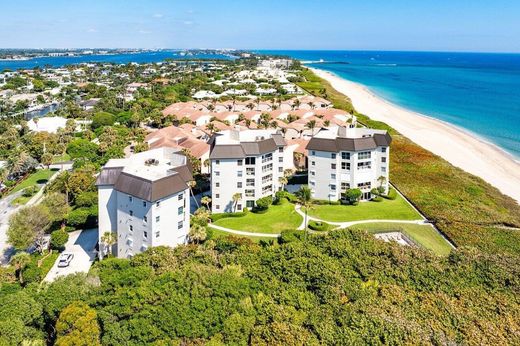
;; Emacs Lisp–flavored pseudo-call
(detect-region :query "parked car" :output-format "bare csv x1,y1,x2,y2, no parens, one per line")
57,253,74,267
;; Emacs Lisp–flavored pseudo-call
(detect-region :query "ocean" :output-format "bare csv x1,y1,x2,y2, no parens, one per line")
260,50,520,159
2,50,519,158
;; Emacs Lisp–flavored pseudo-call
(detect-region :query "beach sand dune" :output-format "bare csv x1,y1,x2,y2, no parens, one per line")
311,68,520,204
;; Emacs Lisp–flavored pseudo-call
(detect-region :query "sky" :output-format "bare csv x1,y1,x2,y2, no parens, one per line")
1,0,520,52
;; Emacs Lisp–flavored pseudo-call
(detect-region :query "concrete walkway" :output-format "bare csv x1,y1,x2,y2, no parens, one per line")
207,223,280,238
294,205,426,230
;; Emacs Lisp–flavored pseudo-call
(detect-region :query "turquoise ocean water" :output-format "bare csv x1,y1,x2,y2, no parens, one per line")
260,50,520,159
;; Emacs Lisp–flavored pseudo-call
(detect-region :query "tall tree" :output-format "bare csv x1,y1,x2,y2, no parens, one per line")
232,193,242,212
296,185,313,240
55,302,101,346
7,205,50,251
10,252,31,284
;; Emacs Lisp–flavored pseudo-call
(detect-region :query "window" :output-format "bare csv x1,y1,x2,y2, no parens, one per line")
262,174,273,184
237,182,243,188
178,221,184,229
331,163,336,169
215,171,220,176
215,193,220,198
331,174,336,179
237,159,243,166
143,216,147,223
246,167,255,175
246,200,255,208
156,201,160,207
310,181,315,186
178,193,183,201
215,159,220,165
331,153,336,159
143,201,147,207
381,157,387,163
245,189,255,197
341,162,350,170
129,210,133,216
382,147,387,153
156,216,160,222
311,161,315,166
381,167,387,173
246,179,255,187
215,182,220,188
144,231,148,239
357,161,372,170
311,171,315,176
262,163,273,173
278,157,283,163
129,225,133,232
155,231,160,238
341,152,350,160
311,151,316,156
215,205,220,210
178,206,184,215
357,182,372,189
330,184,337,191
341,182,350,191
245,157,256,165
237,170,243,177
278,167,283,173
237,204,242,210
278,147,283,153
262,184,273,194
262,153,273,163
128,196,133,202
358,151,371,160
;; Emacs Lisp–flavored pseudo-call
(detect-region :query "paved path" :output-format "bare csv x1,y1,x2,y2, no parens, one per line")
44,228,98,282
0,169,61,265
207,223,280,238
294,205,426,230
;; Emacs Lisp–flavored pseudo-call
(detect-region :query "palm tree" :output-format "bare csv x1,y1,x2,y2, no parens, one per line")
100,232,116,260
188,180,200,209
306,120,317,136
377,175,387,188
201,196,212,210
296,185,313,239
189,223,207,244
308,101,315,109
278,176,288,191
232,193,242,212
293,99,301,110
11,252,31,284
246,103,254,111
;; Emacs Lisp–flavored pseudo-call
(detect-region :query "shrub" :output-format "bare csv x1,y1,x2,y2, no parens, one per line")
371,196,383,202
308,221,331,231
342,188,362,205
370,188,380,196
75,191,98,208
22,264,42,284
66,207,97,228
382,188,397,200
278,230,305,244
255,196,273,211
211,211,248,222
21,186,38,198
312,199,341,205
51,230,69,251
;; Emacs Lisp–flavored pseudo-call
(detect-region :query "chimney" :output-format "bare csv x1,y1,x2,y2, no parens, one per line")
338,126,347,138
230,128,240,141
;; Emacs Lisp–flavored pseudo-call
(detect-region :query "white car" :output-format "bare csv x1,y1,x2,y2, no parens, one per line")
57,253,74,268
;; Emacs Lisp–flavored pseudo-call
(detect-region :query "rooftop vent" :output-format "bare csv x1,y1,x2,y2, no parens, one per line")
255,136,266,141
144,158,159,166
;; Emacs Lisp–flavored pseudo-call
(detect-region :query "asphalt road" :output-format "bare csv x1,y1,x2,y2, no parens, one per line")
44,228,98,282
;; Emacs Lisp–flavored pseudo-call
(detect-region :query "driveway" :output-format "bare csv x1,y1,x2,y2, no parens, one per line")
44,228,98,282
0,191,24,265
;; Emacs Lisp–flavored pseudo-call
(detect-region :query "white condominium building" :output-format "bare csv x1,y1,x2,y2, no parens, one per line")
96,148,192,259
208,129,289,213
306,127,391,201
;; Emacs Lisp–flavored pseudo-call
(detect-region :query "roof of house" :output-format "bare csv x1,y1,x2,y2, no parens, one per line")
209,129,286,159
306,127,391,152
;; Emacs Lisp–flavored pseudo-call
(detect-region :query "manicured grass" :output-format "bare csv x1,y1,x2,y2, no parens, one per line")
214,201,302,234
52,153,71,163
308,194,421,223
11,195,33,206
351,222,453,256
36,251,59,278
9,169,57,195
209,228,277,243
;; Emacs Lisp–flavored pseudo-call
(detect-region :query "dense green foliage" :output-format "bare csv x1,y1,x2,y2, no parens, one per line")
2,231,518,344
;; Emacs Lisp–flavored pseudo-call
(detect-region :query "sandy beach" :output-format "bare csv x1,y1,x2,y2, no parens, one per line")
310,68,520,204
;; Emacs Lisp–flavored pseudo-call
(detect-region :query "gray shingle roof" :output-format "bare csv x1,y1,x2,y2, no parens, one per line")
306,132,391,152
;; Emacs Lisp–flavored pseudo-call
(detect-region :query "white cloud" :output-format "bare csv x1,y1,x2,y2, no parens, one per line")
153,13,163,18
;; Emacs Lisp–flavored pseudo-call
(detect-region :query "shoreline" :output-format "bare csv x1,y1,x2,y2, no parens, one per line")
309,67,520,204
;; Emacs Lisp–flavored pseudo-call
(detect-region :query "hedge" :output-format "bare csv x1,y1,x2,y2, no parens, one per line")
382,188,397,200
308,220,331,231
211,210,248,222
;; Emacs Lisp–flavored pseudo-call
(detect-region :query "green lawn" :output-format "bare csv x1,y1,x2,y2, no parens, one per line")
11,195,33,206
213,201,302,234
9,169,57,195
209,228,277,243
52,153,71,163
307,194,421,222
352,222,453,256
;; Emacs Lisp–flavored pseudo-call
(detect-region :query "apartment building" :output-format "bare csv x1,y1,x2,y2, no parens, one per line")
96,148,192,259
208,129,289,213
306,127,391,201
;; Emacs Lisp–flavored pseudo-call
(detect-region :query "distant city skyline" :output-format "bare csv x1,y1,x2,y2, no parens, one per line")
1,0,520,53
